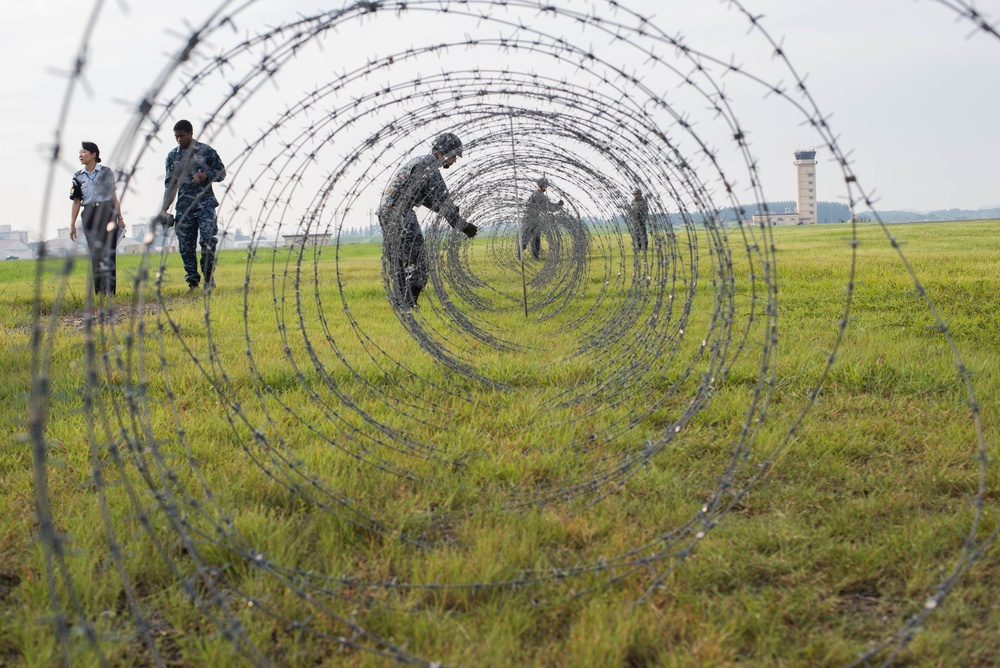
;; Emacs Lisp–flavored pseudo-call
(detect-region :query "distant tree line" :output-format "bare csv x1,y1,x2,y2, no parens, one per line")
589,201,853,229
339,224,383,237
856,207,1000,223
706,201,853,224
338,202,999,241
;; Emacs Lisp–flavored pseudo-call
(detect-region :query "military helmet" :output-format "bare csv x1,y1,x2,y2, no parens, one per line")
432,132,463,157
633,187,643,196
536,177,550,188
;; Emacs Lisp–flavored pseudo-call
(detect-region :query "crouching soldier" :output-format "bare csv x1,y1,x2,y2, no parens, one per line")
377,133,477,308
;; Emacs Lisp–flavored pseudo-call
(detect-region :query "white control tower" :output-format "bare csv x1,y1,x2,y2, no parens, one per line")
794,150,818,225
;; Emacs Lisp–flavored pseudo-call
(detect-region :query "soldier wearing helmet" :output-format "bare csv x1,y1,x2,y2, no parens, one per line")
521,176,563,260
377,132,477,308
627,186,649,252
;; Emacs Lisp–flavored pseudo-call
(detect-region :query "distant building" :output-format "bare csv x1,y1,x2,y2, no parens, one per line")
39,239,87,258
751,211,799,227
794,150,818,225
752,150,819,226
130,217,176,251
0,239,32,260
282,233,332,247
0,225,28,244
130,220,150,241
117,237,146,255
252,237,281,249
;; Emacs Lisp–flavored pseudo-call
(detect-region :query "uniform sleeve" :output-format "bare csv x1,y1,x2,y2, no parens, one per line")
162,151,179,210
421,168,463,229
203,146,226,183
69,175,82,201
164,152,175,191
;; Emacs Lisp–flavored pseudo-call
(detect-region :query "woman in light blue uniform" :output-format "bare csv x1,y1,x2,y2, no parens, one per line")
69,141,126,295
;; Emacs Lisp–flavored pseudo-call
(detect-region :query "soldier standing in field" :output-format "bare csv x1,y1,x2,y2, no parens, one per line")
521,177,563,260
160,120,227,291
627,187,649,253
376,132,477,309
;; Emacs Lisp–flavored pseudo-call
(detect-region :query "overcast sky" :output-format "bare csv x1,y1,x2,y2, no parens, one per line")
4,0,998,240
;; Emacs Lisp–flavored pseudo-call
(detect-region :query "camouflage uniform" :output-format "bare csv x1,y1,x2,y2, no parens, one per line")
627,192,649,252
521,189,561,260
163,140,226,288
377,153,466,306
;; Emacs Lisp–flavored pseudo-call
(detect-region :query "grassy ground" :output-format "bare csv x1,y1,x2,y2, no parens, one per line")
1,221,998,667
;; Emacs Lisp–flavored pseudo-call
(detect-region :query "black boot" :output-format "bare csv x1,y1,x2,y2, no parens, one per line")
408,286,422,308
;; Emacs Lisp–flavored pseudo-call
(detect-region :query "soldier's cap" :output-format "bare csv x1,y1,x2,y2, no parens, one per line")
432,132,463,158
536,177,550,188
633,187,642,196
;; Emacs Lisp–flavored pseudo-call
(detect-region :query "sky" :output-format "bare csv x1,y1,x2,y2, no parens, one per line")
3,0,999,240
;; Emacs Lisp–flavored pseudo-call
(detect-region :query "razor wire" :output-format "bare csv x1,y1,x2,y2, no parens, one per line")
24,0,998,665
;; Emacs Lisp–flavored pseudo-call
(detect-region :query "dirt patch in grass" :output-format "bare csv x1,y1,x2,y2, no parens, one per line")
0,571,21,604
835,578,900,627
59,302,167,330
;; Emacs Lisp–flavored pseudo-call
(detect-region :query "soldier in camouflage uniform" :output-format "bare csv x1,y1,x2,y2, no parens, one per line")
376,133,477,308
521,177,563,260
160,120,227,291
627,187,649,252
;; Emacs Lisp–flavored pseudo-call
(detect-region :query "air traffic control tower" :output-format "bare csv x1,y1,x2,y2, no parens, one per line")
794,150,818,225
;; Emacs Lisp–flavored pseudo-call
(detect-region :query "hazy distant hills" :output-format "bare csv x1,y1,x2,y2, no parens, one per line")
657,202,1000,225
856,207,1000,223
657,201,852,225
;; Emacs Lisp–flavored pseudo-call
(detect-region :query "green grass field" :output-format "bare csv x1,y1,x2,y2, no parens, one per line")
1,221,998,666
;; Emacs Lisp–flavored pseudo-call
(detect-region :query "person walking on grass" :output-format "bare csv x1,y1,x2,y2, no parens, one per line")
70,141,125,296
521,176,562,260
376,132,477,309
627,187,649,253
160,120,226,292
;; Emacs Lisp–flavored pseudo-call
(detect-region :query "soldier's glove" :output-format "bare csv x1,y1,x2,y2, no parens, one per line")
462,223,478,238
157,212,176,228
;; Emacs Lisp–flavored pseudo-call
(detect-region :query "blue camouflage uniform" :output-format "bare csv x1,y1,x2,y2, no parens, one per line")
627,193,649,252
521,189,561,260
163,140,226,288
376,153,466,306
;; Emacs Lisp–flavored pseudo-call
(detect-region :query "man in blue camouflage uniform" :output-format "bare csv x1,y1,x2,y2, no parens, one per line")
160,120,227,291
376,133,477,308
521,177,563,260
627,187,649,252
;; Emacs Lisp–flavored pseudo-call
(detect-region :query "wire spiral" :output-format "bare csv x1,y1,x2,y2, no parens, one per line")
26,1,997,665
